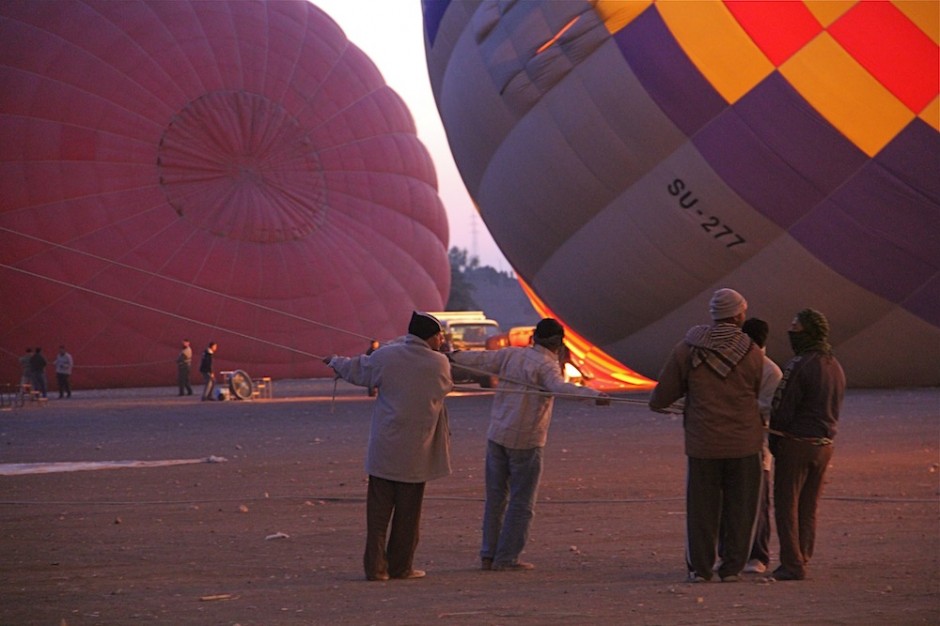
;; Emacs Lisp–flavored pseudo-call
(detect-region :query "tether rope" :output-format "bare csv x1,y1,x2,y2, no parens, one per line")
0,263,329,361
0,226,373,341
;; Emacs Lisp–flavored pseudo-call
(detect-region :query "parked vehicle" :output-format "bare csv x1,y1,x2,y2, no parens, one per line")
428,311,502,387
486,325,590,385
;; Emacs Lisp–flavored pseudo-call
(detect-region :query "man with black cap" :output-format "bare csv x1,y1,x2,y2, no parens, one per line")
649,288,764,583
324,311,452,581
769,308,845,581
717,318,782,575
449,318,609,572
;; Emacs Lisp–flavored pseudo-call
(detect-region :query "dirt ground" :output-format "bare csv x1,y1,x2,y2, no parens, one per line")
0,380,937,625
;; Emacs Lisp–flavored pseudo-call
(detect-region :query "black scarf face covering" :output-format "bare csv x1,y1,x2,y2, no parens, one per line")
788,330,830,355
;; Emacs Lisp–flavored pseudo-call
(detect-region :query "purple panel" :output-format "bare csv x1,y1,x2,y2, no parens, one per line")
903,273,940,327
791,196,935,311
870,119,940,326
875,119,940,206
822,157,940,326
693,72,868,228
422,0,452,46
613,5,726,136
837,162,940,267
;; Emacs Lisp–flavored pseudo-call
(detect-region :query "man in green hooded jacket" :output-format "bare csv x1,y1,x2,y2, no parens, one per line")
769,308,846,581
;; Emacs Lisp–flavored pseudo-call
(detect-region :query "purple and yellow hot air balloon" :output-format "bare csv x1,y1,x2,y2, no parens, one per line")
424,0,939,387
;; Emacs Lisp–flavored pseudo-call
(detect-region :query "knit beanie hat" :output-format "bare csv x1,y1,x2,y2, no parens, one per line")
709,288,747,320
408,311,443,340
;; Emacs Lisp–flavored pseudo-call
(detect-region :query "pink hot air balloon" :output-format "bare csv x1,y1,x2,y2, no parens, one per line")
0,0,449,389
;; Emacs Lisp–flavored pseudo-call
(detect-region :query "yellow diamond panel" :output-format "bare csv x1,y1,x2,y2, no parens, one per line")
920,95,940,131
891,0,940,44
657,0,774,104
780,33,915,156
803,0,857,28
595,0,652,35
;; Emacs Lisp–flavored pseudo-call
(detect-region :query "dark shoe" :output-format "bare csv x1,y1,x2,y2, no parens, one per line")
688,572,710,583
481,558,493,571
392,569,426,579
492,561,534,572
366,572,389,581
772,567,805,581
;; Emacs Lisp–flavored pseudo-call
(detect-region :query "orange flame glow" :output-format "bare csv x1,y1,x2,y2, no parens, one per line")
518,278,656,392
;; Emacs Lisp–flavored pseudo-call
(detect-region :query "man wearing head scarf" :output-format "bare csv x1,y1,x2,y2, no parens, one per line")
769,309,845,581
649,288,764,583
449,318,609,572
324,311,452,581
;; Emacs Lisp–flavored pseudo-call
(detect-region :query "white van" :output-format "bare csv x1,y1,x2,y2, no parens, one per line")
428,311,501,387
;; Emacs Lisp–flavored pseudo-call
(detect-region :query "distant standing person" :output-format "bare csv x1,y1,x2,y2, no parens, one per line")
19,348,33,387
54,345,74,399
199,342,217,401
649,288,764,583
30,347,48,398
177,339,193,396
770,309,845,581
324,312,452,581
449,318,609,572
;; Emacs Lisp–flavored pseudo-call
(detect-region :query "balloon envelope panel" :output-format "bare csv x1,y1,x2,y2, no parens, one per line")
424,0,939,387
0,0,449,388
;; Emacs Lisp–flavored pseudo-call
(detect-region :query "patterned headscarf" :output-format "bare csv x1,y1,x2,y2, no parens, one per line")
684,323,753,379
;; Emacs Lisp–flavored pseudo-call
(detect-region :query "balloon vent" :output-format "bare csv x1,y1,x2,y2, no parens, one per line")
158,91,326,243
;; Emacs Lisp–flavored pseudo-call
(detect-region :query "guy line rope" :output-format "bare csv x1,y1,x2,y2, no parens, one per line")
1,226,674,407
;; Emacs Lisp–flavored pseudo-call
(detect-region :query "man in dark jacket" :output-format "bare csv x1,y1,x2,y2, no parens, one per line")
770,309,845,581
199,342,217,401
30,347,48,398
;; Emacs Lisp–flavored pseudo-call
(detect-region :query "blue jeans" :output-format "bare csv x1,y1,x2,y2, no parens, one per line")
481,440,542,566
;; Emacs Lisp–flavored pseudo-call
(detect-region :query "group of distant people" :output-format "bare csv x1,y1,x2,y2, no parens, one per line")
324,289,844,585
19,346,73,399
176,339,218,401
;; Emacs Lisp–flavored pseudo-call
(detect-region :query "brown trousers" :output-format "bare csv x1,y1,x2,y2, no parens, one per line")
364,476,426,579
773,438,834,577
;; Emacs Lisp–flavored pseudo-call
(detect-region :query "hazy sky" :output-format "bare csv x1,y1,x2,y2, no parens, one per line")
313,0,511,271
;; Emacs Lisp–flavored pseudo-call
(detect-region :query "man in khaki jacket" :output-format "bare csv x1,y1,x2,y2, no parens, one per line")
325,311,453,582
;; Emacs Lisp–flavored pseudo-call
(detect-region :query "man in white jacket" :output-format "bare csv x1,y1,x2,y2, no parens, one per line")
324,311,452,581
449,318,608,572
